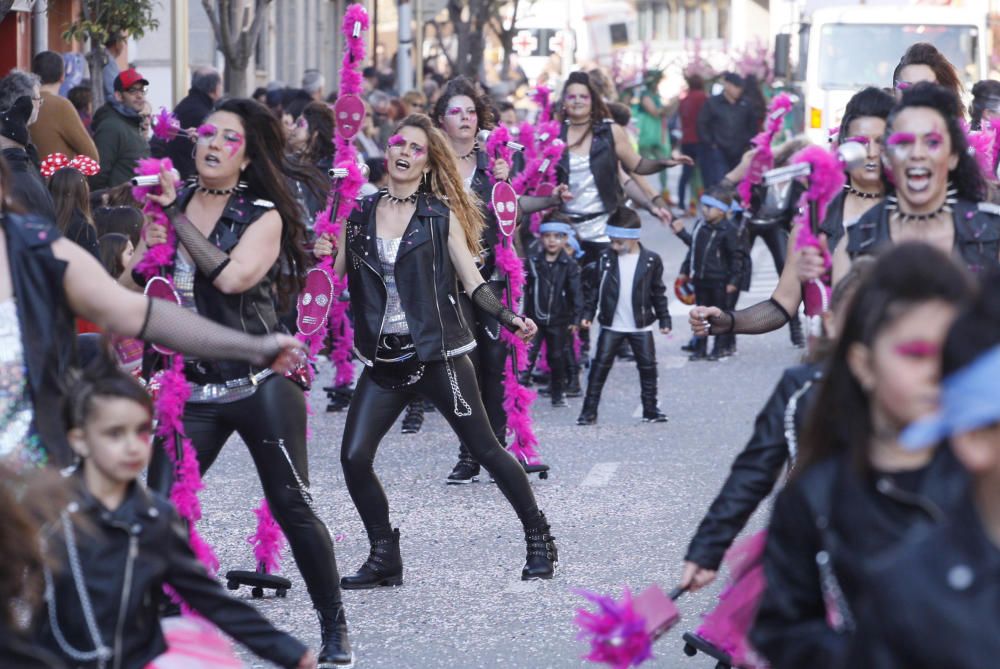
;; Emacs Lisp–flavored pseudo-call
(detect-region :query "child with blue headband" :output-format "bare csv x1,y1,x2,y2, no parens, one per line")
578,207,671,425
525,216,584,407
678,187,747,361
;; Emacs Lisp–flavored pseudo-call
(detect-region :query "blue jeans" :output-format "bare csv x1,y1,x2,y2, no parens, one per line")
699,144,730,190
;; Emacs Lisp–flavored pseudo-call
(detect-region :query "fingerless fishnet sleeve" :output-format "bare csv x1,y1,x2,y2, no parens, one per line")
709,298,792,335
138,297,281,366
165,206,231,281
472,283,520,333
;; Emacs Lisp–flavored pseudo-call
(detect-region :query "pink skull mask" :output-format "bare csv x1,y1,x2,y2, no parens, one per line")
492,182,518,237
297,267,335,336
334,95,365,140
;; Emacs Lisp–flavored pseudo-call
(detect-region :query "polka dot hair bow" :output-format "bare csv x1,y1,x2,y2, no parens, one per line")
40,153,101,178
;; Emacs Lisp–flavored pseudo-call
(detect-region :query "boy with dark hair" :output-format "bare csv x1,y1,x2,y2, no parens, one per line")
678,188,746,361
525,217,584,407
578,208,671,425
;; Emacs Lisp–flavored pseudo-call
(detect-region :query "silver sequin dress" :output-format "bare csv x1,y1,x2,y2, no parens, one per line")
377,237,409,335
0,299,44,469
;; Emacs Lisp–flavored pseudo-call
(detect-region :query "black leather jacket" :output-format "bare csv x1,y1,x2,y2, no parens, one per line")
685,363,820,571
5,213,78,467
35,480,307,669
847,490,1000,669
346,191,475,364
751,446,968,669
585,245,671,330
845,198,1000,275
525,249,583,326
679,218,746,285
469,149,505,281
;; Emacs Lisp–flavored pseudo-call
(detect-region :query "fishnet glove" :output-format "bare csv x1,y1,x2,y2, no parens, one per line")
472,283,520,333
138,297,281,366
712,298,792,335
165,206,231,281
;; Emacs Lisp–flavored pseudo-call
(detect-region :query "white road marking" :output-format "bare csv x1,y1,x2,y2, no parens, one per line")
580,462,620,487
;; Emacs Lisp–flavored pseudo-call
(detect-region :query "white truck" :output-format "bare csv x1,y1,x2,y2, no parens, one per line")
777,4,989,144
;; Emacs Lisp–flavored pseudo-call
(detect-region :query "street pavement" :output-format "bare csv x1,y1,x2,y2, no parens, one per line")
197,210,801,668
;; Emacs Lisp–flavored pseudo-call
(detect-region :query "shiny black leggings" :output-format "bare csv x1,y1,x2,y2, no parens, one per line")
340,354,541,538
149,376,342,610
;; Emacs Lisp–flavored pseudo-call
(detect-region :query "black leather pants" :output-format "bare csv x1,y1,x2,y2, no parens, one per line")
537,323,571,400
149,375,342,610
340,355,542,538
582,328,657,411
693,279,729,355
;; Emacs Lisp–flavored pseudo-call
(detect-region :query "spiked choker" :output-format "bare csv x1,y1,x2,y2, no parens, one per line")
845,184,882,200
886,188,957,223
196,180,246,196
382,188,418,205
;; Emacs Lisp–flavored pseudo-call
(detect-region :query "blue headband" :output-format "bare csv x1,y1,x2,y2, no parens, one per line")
606,225,641,239
539,222,573,235
901,345,1000,450
701,194,731,213
567,234,583,258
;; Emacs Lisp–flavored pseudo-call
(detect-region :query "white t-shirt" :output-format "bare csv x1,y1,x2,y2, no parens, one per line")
608,252,655,333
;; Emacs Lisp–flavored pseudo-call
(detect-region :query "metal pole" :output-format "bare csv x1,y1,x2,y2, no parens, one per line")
415,0,423,86
172,0,190,106
397,0,413,93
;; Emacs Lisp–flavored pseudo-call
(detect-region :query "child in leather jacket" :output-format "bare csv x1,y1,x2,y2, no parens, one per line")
578,207,671,425
35,354,316,669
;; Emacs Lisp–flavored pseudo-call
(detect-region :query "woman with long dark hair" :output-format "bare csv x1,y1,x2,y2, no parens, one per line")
892,42,963,101
750,243,972,668
558,70,690,264
317,113,557,588
121,98,353,667
0,155,302,473
48,167,99,257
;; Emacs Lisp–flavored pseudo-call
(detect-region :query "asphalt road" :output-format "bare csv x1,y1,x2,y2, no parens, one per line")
197,210,801,668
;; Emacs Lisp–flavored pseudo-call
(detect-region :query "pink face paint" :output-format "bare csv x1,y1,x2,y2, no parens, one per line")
196,123,217,145
894,80,912,91
925,131,944,152
886,132,916,146
222,130,244,157
895,341,940,358
411,144,426,157
567,93,591,103
388,134,406,147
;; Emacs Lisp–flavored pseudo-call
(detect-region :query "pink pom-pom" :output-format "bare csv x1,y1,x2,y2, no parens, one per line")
574,588,655,668
153,107,181,142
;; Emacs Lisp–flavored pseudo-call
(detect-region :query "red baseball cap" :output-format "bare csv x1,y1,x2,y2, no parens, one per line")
115,68,149,92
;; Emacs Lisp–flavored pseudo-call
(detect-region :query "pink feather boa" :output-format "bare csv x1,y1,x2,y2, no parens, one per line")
532,86,553,124
130,158,218,576
737,93,793,203
574,588,655,668
248,501,285,573
965,119,997,182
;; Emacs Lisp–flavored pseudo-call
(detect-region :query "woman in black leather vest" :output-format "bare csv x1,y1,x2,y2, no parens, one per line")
689,87,896,340
121,99,353,667
318,114,558,587
556,70,690,267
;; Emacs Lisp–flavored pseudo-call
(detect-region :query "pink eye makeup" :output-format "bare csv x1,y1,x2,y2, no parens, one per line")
886,132,915,147
196,123,217,143
197,123,243,156
567,94,591,102
925,132,944,150
885,131,945,159
846,136,882,150
387,135,426,157
446,107,476,118
894,80,912,91
222,130,244,157
895,341,940,358
388,134,406,147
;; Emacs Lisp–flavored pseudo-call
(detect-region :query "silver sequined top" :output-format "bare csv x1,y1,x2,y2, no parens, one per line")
0,299,43,469
377,237,409,334
565,152,610,243
173,254,197,309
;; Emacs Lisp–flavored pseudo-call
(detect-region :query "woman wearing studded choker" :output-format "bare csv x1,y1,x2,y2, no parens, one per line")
314,114,558,588
429,76,570,483
689,87,898,339
557,70,692,267
120,99,353,668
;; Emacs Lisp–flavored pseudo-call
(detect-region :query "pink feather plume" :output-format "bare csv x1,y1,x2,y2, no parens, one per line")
152,107,181,142
737,93,793,203
574,588,655,668
248,500,285,574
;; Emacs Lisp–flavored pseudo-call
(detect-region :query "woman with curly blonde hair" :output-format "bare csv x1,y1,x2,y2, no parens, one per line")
317,113,559,588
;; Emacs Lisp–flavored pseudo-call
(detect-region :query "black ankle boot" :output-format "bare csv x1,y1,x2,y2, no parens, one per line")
400,401,424,434
316,604,353,667
576,399,598,425
639,366,668,423
340,529,403,590
446,457,480,484
522,512,557,580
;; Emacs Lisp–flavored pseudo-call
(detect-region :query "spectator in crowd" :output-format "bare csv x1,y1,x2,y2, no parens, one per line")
636,69,675,198
94,204,143,245
401,90,427,115
362,66,379,96
696,71,761,188
30,51,99,161
354,99,383,161
498,100,518,130
102,32,127,102
160,66,223,180
49,166,99,258
302,69,325,101
98,231,134,278
677,73,708,213
67,84,93,129
0,70,55,219
252,86,268,104
90,68,151,190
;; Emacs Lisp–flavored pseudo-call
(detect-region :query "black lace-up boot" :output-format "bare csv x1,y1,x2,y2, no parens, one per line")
340,528,403,590
316,604,353,667
400,400,424,434
446,444,481,484
522,511,558,581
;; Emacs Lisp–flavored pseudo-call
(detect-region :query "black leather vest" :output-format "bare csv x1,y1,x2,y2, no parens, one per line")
6,213,77,467
469,149,502,279
144,187,281,384
346,192,476,364
846,198,1000,274
557,120,621,214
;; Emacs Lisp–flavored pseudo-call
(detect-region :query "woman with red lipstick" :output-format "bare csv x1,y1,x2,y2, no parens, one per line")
689,87,895,340
325,114,559,588
750,243,973,669
121,98,354,668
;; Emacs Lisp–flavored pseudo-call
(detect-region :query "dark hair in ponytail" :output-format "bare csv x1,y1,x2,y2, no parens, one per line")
215,98,311,309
